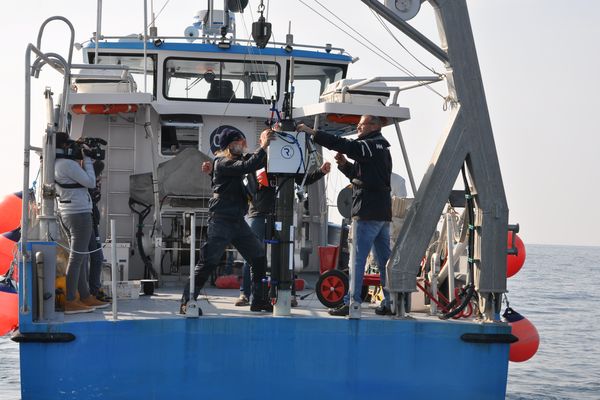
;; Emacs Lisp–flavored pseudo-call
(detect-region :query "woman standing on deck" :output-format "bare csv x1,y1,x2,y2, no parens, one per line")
180,127,274,315
55,133,109,314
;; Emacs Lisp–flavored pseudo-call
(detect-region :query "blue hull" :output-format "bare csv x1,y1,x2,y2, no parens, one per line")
19,317,510,400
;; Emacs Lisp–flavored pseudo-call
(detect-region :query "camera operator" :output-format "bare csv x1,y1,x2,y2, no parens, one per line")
55,132,109,314
87,160,110,302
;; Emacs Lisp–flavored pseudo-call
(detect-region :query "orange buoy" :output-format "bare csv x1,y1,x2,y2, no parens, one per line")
507,232,526,278
0,192,22,233
215,274,241,289
503,307,539,362
71,104,138,115
0,229,20,276
326,114,361,125
0,288,19,336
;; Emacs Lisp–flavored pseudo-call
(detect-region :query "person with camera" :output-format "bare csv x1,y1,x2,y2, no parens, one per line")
87,160,111,302
180,127,274,315
55,133,109,314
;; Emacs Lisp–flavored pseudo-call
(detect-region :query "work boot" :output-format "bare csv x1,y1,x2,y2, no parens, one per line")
235,294,250,307
95,289,112,302
328,304,349,317
81,295,110,309
250,301,273,312
250,278,272,313
179,302,203,316
375,304,393,316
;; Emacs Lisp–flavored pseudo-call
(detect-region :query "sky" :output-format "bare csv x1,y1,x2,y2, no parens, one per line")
0,0,598,247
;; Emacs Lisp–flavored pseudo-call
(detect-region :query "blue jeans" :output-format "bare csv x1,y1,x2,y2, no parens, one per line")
241,216,267,298
87,228,104,295
58,212,93,301
344,220,391,307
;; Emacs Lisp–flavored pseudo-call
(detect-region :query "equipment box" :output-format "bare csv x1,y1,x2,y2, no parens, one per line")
319,79,390,106
102,280,141,300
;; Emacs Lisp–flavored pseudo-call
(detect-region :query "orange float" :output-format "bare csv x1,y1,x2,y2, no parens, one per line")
507,232,526,278
503,307,539,362
0,288,18,336
325,114,361,125
0,192,22,233
0,229,20,276
71,104,138,114
215,274,241,289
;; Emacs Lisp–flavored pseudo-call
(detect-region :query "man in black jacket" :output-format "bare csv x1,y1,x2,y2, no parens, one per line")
297,115,393,318
180,127,274,315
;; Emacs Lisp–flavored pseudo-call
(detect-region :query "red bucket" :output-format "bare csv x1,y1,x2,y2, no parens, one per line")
318,246,339,274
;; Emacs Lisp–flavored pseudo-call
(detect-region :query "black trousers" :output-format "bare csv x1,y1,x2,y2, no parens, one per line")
182,217,267,303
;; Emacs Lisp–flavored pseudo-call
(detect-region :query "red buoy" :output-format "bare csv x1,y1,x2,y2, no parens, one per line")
0,229,20,276
0,192,22,233
294,278,305,292
507,232,526,278
0,289,19,336
215,274,241,289
503,307,539,362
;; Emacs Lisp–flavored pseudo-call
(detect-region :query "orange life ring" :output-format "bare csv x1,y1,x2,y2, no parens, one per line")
71,104,138,115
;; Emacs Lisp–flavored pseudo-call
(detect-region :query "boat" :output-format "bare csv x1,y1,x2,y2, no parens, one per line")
4,0,533,398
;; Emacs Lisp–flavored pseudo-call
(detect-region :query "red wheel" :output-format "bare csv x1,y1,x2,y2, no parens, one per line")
316,269,348,308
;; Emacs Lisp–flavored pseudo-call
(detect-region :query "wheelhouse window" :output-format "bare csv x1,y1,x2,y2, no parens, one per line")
160,115,203,156
90,53,156,95
290,62,346,107
164,58,279,103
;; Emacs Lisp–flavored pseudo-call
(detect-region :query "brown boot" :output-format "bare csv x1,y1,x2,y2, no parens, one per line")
81,295,110,309
64,299,94,314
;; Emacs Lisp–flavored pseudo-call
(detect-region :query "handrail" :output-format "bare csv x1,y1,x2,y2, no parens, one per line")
91,36,347,55
340,76,442,103
22,18,75,313
36,16,75,68
22,45,67,313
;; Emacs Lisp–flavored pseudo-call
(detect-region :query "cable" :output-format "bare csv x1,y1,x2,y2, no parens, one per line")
370,10,446,99
440,164,476,320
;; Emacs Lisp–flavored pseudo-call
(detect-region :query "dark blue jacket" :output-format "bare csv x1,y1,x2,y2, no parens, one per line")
209,148,267,220
314,130,392,221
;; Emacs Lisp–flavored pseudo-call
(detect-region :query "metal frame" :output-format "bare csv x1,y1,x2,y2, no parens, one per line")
361,0,509,320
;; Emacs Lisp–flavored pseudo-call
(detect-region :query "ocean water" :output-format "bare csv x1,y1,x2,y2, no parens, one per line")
1,244,599,399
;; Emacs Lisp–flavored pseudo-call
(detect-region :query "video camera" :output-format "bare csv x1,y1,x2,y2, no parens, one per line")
56,137,107,161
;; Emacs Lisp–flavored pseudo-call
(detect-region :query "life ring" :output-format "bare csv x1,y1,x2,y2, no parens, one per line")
71,104,138,115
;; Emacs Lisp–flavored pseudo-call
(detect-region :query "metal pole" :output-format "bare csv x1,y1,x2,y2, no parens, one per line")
21,46,34,314
446,214,455,302
189,212,196,298
392,119,417,196
143,0,148,93
111,219,118,320
185,212,200,317
95,0,102,64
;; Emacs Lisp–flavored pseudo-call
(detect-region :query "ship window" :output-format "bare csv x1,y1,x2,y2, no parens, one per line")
159,115,203,156
90,53,156,95
164,58,279,103
289,61,346,107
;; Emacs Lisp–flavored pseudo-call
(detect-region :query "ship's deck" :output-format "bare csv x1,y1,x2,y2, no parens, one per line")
60,275,476,325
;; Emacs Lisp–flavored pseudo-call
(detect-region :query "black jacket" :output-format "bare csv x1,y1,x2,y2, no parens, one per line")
247,168,326,218
209,148,267,220
314,129,392,221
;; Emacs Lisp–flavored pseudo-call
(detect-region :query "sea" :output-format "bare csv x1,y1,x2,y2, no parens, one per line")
1,244,599,399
